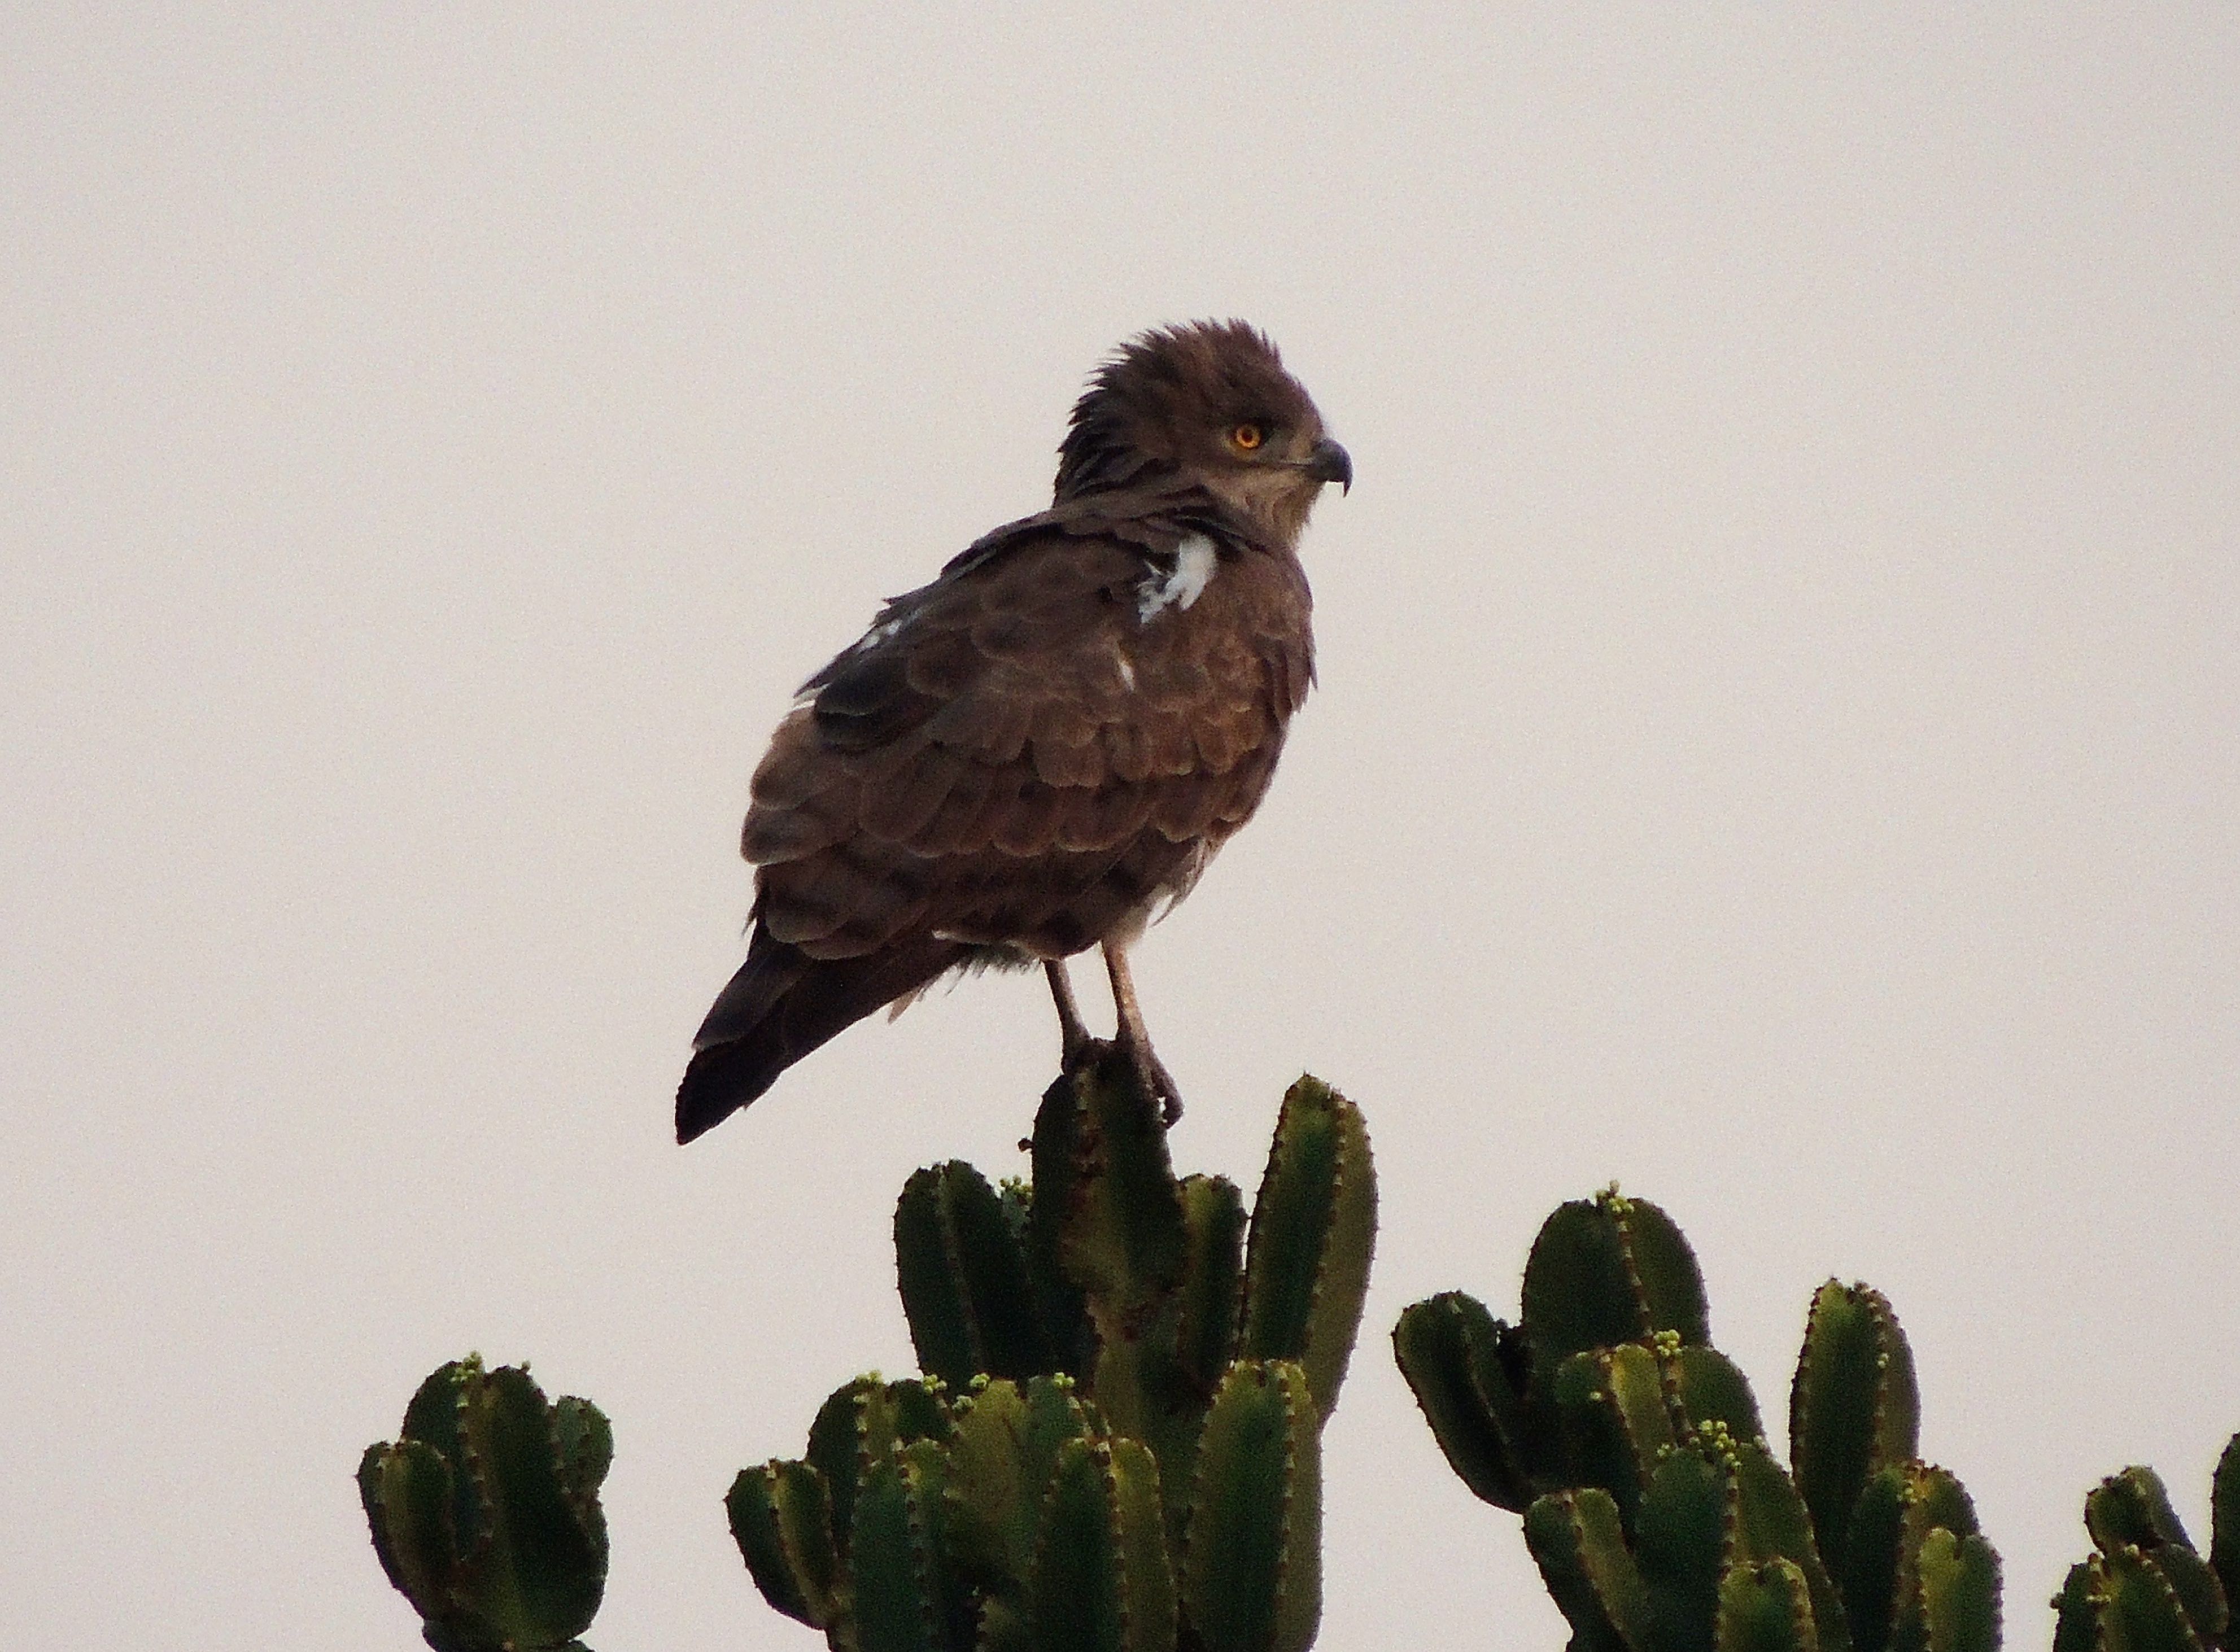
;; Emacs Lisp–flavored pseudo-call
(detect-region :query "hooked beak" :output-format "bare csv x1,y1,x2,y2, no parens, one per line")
1304,437,1353,494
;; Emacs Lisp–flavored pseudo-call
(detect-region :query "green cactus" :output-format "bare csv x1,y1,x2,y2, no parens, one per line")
1235,1077,1378,1424
733,1048,1376,1651
2051,1449,2240,1652
359,1354,610,1652
1396,1190,1999,1652
1182,1360,1323,1652
2215,1436,2240,1638
1792,1283,1920,1585
1841,1462,1995,1652
896,1161,1051,1387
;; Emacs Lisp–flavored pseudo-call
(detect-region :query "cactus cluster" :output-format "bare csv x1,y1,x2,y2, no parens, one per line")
2052,1440,2240,1652
727,1047,1376,1652
1395,1188,1999,1652
359,1354,612,1652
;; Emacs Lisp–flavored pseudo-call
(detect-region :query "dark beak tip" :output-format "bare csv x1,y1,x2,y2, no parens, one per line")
1311,438,1353,493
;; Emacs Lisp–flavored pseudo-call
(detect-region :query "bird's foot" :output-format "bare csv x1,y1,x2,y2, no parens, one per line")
1120,1036,1184,1128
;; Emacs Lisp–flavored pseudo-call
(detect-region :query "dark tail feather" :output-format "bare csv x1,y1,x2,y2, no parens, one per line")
675,926,967,1143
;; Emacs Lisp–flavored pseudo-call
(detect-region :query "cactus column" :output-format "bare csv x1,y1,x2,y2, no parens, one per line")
729,1047,1377,1652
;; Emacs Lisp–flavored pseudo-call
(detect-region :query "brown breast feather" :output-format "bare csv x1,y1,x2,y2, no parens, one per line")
742,499,1313,965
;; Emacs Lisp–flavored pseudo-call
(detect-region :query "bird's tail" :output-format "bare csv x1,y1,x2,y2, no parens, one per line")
675,926,968,1143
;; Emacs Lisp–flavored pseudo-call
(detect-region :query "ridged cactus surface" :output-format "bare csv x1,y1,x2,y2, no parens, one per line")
2051,1446,2240,1652
359,1354,611,1652
1396,1190,1999,1652
734,1047,1374,1651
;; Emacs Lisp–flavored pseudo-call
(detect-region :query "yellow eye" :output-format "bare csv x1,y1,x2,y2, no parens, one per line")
1231,423,1265,452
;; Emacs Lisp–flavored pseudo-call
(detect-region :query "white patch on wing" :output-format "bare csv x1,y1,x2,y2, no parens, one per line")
1136,534,1217,623
850,614,906,654
797,611,908,706
1117,655,1137,690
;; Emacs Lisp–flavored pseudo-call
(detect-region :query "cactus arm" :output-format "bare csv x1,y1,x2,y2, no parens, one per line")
1181,1361,1321,1652
2088,1468,2197,1553
2050,1561,2099,1652
2086,1470,2227,1644
1674,1347,1766,1445
1027,1436,1177,1652
1032,1049,1187,1318
2214,1434,2240,1634
1718,1559,1821,1652
452,1364,608,1647
1391,1291,1541,1512
1172,1174,1247,1391
1237,1077,1377,1424
1839,1467,1910,1652
1552,1344,1675,1519
1789,1283,1920,1582
809,1375,955,1576
360,1439,459,1629
1522,1191,1710,1375
944,1376,1098,1597
809,1378,884,1561
1912,1528,2000,1652
727,1459,838,1630
1106,1439,1177,1652
552,1397,613,1509
897,1161,1051,1387
402,1361,486,1561
1634,1449,1732,1652
848,1450,950,1652
2095,1548,2210,1652
1723,1437,1850,1652
1613,1191,1714,1347
1523,1488,1652,1652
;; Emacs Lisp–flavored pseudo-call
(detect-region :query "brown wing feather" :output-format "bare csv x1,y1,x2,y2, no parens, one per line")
742,515,1309,956
688,499,1311,1135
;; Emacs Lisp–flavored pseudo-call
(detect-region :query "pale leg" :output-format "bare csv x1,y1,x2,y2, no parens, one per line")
1045,960,1094,1067
1102,941,1183,1125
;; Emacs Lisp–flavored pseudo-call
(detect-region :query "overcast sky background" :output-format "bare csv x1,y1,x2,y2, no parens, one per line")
6,7,2237,1648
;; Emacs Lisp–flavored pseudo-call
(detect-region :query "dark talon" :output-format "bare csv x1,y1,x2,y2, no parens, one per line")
1120,1037,1184,1127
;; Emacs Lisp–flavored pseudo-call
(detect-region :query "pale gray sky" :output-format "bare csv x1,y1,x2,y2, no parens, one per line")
5,7,2236,1648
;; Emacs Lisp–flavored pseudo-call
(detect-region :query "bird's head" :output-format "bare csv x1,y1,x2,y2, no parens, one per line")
1055,320,1351,545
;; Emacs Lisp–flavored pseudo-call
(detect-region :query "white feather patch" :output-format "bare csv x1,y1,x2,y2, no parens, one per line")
1136,534,1217,623
852,614,905,653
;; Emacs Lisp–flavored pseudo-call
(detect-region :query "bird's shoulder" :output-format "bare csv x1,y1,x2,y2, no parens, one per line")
932,483,1254,585
797,484,1303,749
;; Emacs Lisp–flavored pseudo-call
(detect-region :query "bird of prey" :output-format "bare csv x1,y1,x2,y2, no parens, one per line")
676,320,1350,1144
